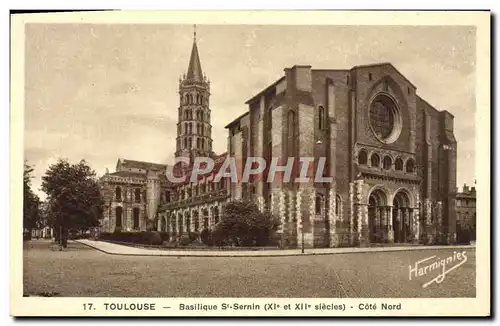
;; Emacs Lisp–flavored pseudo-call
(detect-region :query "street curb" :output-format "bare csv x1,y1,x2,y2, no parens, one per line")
75,240,476,258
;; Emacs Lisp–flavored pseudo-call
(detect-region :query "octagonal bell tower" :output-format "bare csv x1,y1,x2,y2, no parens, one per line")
175,26,213,161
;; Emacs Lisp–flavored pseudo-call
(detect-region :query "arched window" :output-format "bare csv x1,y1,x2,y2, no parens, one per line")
201,138,205,150
188,123,192,134
315,194,324,215
383,156,392,170
213,207,220,224
200,110,204,121
358,150,368,165
184,94,189,105
165,191,170,203
406,159,415,173
188,137,192,149
133,207,140,229
335,194,341,216
115,206,123,228
134,188,141,203
115,187,122,201
370,153,380,168
395,158,403,171
318,106,325,130
185,213,191,232
183,137,187,148
196,138,200,149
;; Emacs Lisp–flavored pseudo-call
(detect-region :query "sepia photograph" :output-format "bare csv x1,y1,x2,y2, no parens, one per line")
11,10,490,317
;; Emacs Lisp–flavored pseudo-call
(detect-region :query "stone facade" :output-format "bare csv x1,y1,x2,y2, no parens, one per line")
225,63,458,247
99,159,169,232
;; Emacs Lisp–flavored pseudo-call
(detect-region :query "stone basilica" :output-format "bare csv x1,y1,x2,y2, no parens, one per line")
99,32,458,247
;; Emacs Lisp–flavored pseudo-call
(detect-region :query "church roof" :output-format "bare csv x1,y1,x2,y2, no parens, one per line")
186,39,204,82
107,171,146,179
118,158,167,171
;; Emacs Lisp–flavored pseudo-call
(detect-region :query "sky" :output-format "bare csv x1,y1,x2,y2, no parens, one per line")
24,24,476,199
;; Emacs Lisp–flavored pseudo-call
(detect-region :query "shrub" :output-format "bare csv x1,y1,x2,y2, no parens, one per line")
269,232,282,247
157,232,170,243
217,200,280,247
189,232,200,242
178,234,191,246
100,231,161,245
142,231,163,245
200,229,213,246
211,227,227,247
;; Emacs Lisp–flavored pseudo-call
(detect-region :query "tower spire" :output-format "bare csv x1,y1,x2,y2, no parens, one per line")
185,25,203,82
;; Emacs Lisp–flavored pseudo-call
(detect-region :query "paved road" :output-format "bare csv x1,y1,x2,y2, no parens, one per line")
23,240,475,298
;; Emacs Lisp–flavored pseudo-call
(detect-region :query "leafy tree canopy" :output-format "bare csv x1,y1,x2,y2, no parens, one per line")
215,200,280,246
23,162,40,230
41,159,104,230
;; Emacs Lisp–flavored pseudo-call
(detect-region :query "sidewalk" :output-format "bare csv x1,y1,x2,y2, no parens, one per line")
76,239,475,257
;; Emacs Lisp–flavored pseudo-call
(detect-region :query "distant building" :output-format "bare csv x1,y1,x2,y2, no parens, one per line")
456,183,476,241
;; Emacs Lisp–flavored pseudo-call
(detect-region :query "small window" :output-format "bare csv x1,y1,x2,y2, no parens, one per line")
133,208,140,229
335,195,341,216
368,73,373,81
315,195,323,215
370,153,380,168
395,158,403,171
115,207,123,227
318,106,325,130
406,159,415,173
358,150,368,165
383,156,392,170
134,188,141,203
407,87,411,95
115,187,122,201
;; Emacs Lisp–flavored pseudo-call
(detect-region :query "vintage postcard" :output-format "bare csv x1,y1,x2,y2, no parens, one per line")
11,11,490,317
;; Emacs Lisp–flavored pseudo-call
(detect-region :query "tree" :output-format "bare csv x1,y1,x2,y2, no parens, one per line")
23,162,41,239
215,200,280,246
41,159,104,247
